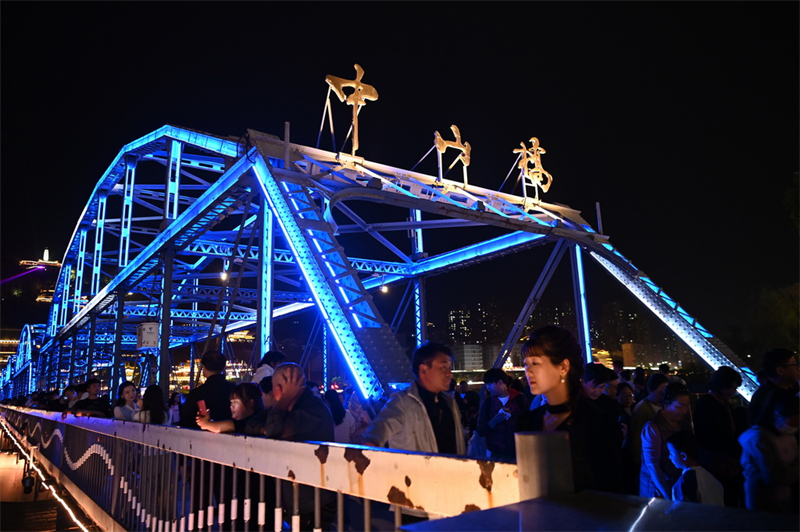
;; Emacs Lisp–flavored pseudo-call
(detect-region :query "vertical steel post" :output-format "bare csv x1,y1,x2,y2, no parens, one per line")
68,335,76,384
257,203,274,360
189,343,196,389
322,325,329,390
570,244,593,363
119,154,139,268
73,228,87,314
165,140,183,221
410,209,426,345
87,312,96,379
58,263,73,328
91,194,107,296
160,246,175,395
113,294,124,391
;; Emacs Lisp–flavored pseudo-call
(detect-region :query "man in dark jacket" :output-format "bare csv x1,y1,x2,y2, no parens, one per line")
263,362,335,531
476,368,529,461
180,350,236,429
71,378,112,417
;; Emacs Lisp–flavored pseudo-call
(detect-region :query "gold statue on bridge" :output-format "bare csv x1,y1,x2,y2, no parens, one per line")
434,125,471,167
513,137,553,202
325,64,379,156
434,125,471,185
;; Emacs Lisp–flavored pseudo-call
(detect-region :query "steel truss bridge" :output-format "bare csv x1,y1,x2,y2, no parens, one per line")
0,124,758,402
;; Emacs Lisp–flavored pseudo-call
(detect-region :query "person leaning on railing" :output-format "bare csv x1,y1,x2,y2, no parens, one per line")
196,382,263,434
260,362,336,531
133,385,172,425
68,378,112,418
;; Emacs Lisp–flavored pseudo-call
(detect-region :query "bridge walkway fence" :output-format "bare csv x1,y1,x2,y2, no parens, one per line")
0,406,532,532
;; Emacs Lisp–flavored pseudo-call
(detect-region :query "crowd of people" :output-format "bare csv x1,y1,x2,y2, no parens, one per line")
3,326,798,528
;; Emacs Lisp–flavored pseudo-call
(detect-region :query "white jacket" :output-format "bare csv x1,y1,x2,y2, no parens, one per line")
362,381,465,455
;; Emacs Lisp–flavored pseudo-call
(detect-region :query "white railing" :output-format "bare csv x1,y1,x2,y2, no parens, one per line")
1,406,539,532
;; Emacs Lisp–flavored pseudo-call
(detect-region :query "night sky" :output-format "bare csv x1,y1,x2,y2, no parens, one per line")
1,3,797,352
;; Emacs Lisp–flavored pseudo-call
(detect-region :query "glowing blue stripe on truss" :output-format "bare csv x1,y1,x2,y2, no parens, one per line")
166,140,182,220
281,180,366,328
252,154,383,401
91,195,107,295
589,251,757,401
73,230,87,315
572,245,592,362
119,159,136,267
409,231,547,276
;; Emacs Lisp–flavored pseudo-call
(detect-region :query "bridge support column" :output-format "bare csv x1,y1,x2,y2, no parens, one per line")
58,263,72,329
570,245,592,363
119,154,139,268
87,311,96,380
160,246,174,395
91,194,107,295
73,228,87,314
113,293,124,390
257,202,274,359
164,140,182,220
410,209,426,346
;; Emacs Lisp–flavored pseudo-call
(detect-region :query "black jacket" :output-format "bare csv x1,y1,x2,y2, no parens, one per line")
517,395,624,493
264,387,334,442
179,373,236,429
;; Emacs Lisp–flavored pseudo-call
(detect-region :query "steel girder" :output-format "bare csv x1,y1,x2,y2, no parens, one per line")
1,124,757,402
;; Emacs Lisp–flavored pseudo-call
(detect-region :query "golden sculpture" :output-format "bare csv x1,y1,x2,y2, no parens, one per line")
434,125,471,185
434,125,471,166
513,137,553,202
325,64,379,156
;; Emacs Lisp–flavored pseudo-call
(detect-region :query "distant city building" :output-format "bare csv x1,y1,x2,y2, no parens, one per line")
447,307,472,345
452,344,484,371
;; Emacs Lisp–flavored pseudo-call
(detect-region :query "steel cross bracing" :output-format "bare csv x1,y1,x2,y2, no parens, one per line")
1,124,757,403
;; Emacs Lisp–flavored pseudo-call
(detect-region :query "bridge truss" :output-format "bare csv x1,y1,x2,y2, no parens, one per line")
0,124,758,402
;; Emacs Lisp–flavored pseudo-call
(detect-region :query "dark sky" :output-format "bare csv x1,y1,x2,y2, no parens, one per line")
1,2,798,346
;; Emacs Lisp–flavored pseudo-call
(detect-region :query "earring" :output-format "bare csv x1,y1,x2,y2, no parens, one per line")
560,375,566,384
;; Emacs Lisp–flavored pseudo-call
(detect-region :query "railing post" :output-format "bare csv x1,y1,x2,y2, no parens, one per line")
515,431,574,500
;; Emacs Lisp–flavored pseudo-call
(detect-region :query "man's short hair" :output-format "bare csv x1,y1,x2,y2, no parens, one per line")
666,431,699,460
273,362,306,386
708,366,743,393
646,372,669,392
411,342,453,377
201,350,227,373
483,368,508,385
620,369,632,381
258,376,273,394
583,363,614,385
658,363,670,373
762,348,795,378
64,385,77,393
612,359,623,368
85,378,101,387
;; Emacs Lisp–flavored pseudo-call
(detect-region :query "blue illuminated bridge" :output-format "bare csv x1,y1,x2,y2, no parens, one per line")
0,122,778,532
0,123,759,403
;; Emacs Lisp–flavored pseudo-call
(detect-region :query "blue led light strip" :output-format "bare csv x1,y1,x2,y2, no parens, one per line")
571,245,592,363
90,195,107,295
589,250,758,401
252,154,384,400
73,229,87,315
119,157,137,267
